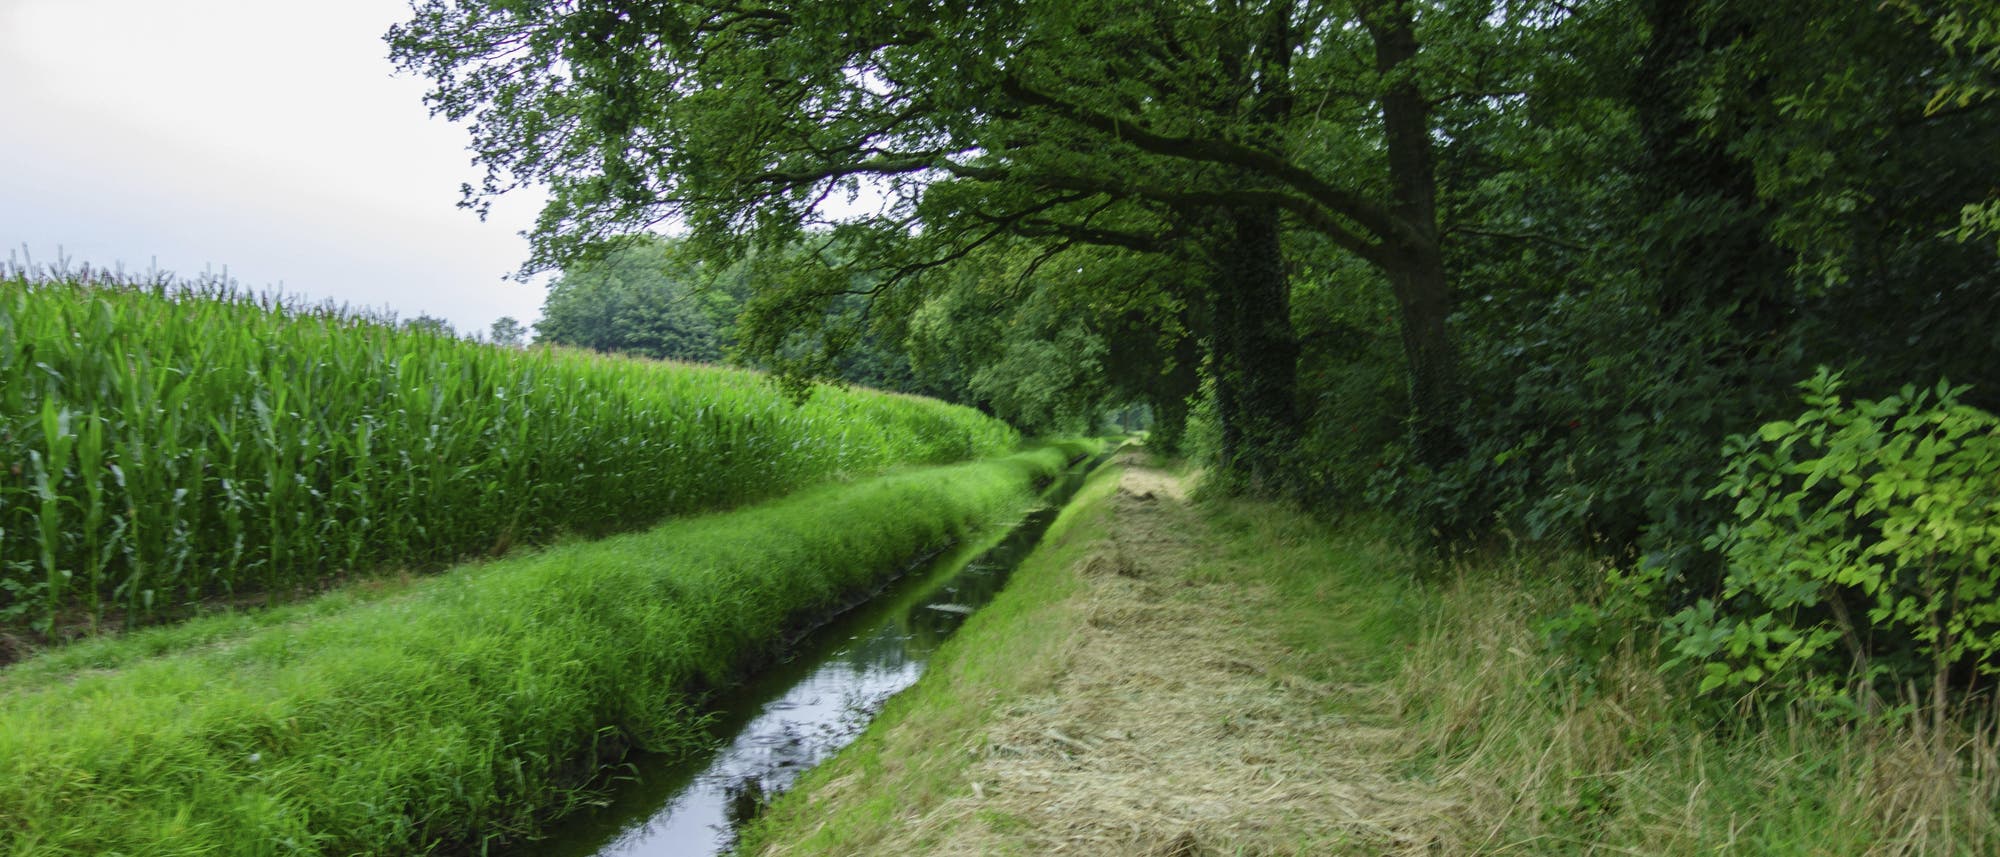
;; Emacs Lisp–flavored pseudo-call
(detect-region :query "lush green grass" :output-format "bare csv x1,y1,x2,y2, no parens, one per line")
0,271,1016,632
739,462,2000,855
0,445,1074,857
734,450,1127,856
739,457,1434,855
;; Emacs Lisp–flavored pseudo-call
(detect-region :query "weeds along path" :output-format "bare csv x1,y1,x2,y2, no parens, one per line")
742,451,1465,856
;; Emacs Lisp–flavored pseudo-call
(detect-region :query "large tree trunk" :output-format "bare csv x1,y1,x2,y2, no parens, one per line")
1365,0,1463,467
1208,204,1301,493
1188,3,1304,493
1384,251,1459,467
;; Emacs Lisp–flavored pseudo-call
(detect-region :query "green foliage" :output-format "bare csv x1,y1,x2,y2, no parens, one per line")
1376,0,1999,559
539,234,946,397
1897,0,2000,115
1895,0,2000,251
536,237,735,363
1681,0,2000,372
0,270,1016,634
0,446,1070,856
892,238,1200,438
1376,259,1794,552
907,255,1092,434
487,315,527,347
729,238,944,397
1661,369,2000,713
1952,199,2000,252
400,313,455,336
969,323,1110,434
387,0,1511,476
1283,248,1409,509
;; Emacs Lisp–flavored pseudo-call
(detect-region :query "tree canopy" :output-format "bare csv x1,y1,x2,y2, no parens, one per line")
390,0,1565,481
488,315,528,347
535,237,733,362
393,0,2000,710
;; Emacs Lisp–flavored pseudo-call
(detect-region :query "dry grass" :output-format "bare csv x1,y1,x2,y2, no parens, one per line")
1831,707,2000,855
748,455,2000,856
772,455,1464,856
1393,560,2000,855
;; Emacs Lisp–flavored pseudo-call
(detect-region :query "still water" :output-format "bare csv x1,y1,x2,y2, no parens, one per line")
523,456,1099,857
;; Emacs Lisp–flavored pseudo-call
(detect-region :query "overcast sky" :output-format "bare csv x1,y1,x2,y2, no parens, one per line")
0,0,550,335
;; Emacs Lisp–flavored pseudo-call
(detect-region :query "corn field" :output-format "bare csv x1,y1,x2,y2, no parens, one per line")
0,270,1017,632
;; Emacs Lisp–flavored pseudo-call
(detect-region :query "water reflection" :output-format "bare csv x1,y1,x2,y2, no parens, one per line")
577,625,925,855
523,458,1093,857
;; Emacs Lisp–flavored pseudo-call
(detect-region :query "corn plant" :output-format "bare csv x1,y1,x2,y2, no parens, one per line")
0,268,1017,633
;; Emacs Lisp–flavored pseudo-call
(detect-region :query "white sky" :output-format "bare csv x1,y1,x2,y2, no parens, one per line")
0,0,549,336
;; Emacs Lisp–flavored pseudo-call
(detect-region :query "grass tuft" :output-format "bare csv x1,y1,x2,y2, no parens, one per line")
1396,552,2000,855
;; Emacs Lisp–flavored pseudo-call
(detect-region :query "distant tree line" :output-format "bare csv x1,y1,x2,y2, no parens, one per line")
528,236,938,398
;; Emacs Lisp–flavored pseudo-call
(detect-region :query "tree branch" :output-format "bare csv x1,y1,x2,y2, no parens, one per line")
997,75,1424,252
942,162,1392,267
1446,224,1588,251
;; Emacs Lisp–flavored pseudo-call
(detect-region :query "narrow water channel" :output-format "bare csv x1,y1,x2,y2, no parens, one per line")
522,454,1103,857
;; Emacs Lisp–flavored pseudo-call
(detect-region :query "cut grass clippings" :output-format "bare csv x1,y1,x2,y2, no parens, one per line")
0,443,1090,857
736,454,1455,856
740,454,2000,856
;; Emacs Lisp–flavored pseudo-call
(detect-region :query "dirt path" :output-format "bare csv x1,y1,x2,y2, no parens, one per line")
853,454,1460,855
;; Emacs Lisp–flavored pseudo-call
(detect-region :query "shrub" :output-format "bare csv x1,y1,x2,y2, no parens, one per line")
1661,369,2000,718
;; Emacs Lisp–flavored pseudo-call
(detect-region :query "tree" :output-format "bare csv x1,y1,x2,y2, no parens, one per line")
535,237,731,362
488,316,527,347
402,313,455,337
901,238,1198,438
388,0,1565,486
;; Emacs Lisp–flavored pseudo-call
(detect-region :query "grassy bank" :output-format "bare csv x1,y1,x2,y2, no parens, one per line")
0,271,1015,633
0,444,1084,857
1400,554,2000,854
739,457,2000,855
735,449,1131,856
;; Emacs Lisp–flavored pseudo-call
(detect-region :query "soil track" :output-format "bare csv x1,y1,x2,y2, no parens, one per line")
813,453,1460,855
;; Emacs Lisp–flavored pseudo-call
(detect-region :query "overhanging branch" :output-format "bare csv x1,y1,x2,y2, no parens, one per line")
998,75,1424,253
943,162,1391,267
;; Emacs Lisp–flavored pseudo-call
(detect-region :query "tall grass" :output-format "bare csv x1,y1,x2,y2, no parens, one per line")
0,445,1074,856
1397,552,2000,855
0,267,1016,632
732,465,2000,855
